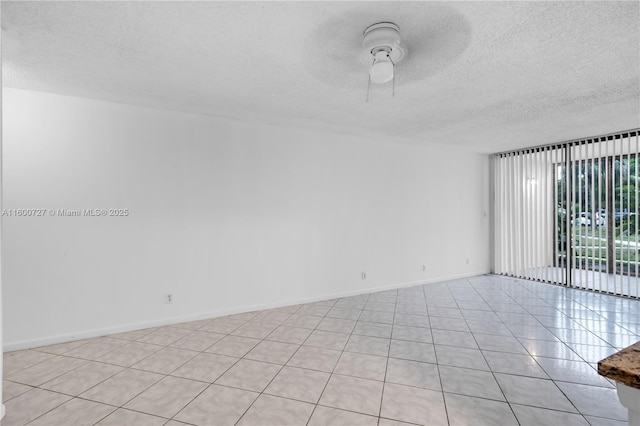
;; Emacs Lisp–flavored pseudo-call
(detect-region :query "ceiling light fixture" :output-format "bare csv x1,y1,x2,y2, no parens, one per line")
370,50,394,84
360,22,406,101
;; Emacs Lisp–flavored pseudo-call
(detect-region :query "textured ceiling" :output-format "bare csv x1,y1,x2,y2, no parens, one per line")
2,1,639,153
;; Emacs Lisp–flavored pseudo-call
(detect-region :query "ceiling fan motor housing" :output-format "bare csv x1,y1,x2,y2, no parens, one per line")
359,22,406,67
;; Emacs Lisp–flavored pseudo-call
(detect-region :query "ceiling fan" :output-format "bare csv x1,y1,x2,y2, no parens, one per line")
360,22,406,101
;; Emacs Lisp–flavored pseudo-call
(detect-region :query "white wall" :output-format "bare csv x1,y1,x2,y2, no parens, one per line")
2,88,490,350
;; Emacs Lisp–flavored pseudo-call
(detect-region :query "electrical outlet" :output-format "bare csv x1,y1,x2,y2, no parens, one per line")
466,258,470,265
166,294,173,304
361,271,367,280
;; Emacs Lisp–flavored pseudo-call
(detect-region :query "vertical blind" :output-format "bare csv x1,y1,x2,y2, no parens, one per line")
493,129,639,298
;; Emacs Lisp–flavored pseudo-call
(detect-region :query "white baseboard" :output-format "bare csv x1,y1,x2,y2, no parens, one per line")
3,270,487,352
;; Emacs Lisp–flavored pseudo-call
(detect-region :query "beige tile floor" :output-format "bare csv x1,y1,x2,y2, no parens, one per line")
3,274,640,426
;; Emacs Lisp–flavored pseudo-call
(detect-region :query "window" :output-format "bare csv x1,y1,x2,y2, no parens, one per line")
493,130,639,298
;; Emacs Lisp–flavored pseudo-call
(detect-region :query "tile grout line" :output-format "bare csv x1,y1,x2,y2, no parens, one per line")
28,328,231,425
304,298,367,425
501,281,607,423
375,290,397,426
456,277,522,425
122,311,262,423
424,282,452,426
233,299,340,425
72,318,252,424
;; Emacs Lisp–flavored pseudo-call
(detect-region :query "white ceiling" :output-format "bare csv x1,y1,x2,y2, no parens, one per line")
2,1,639,153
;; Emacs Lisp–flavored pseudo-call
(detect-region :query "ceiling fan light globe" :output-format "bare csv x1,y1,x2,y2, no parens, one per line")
369,61,394,84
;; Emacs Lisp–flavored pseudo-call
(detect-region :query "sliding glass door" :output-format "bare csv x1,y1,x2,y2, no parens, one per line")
493,130,639,298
